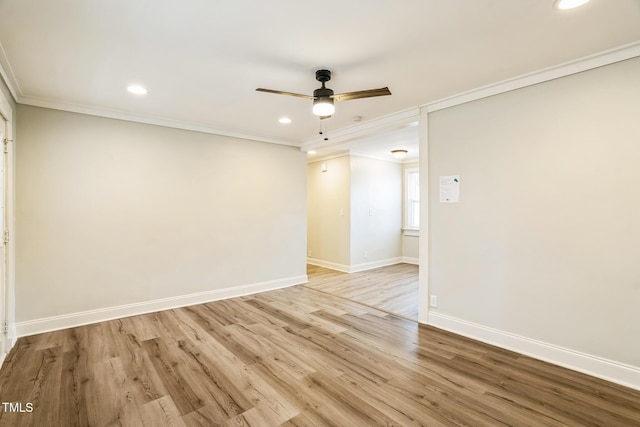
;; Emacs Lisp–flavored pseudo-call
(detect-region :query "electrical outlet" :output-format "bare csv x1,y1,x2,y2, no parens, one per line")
308,250,312,257
430,295,438,308
364,250,368,259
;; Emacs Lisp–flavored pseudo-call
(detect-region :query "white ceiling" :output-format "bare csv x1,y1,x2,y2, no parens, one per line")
1,0,639,155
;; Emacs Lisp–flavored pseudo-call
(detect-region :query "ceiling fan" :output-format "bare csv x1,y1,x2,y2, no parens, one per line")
256,69,391,119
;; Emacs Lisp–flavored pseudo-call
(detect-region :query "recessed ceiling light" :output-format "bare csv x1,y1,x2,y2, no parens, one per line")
553,0,591,10
278,117,292,124
127,84,147,95
308,150,317,155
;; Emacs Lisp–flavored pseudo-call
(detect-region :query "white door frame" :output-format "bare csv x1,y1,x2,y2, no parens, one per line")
0,86,15,362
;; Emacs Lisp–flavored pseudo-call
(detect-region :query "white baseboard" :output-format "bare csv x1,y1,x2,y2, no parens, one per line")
307,258,351,273
307,257,404,273
402,256,419,265
16,275,308,338
349,257,403,273
428,311,640,391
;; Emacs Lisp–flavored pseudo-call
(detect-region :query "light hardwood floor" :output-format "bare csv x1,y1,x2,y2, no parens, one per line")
1,276,639,425
304,263,419,320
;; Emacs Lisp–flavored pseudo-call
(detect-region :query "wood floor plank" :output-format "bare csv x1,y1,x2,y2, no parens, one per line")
108,318,167,405
58,349,89,427
19,347,63,427
140,395,186,427
141,338,205,416
1,265,639,426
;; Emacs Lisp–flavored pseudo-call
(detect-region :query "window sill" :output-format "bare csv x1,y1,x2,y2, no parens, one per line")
402,228,420,237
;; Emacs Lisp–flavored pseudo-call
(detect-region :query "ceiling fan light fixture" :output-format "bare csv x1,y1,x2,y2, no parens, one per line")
312,97,335,116
391,149,408,159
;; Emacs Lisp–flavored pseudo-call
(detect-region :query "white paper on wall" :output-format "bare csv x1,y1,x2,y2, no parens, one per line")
439,175,460,203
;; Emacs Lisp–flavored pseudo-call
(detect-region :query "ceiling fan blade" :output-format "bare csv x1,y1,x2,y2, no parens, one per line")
320,115,331,120
255,88,313,99
332,87,391,102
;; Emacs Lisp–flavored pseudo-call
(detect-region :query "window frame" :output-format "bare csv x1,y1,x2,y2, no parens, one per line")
404,167,420,233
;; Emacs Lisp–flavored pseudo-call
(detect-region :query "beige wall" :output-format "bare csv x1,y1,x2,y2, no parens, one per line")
428,57,640,367
350,156,402,266
16,105,307,322
307,156,351,266
307,154,403,270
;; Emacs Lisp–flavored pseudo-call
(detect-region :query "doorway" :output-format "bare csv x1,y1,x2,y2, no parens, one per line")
304,122,420,321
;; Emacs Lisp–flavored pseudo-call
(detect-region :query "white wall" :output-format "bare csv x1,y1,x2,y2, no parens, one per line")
307,155,351,267
350,156,402,268
16,106,307,327
427,57,640,370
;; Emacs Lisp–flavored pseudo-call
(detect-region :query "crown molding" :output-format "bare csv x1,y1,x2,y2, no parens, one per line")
301,107,420,151
18,96,300,147
425,40,640,113
0,41,20,101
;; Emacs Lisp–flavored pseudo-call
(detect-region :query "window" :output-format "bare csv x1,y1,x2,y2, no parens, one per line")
405,168,419,229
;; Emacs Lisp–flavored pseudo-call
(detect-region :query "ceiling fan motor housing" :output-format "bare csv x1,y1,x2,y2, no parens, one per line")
314,69,334,99
315,69,332,83
313,86,334,99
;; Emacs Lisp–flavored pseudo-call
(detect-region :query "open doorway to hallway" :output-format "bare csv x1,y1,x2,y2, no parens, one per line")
304,116,421,321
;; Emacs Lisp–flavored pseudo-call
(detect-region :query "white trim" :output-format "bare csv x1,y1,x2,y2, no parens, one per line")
307,257,404,273
401,256,419,265
425,41,640,113
15,275,307,337
404,167,420,229
417,106,429,324
429,312,640,392
0,85,12,124
402,228,419,237
0,74,15,362
0,42,19,101
18,96,300,148
301,108,420,150
349,257,404,273
306,258,351,273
